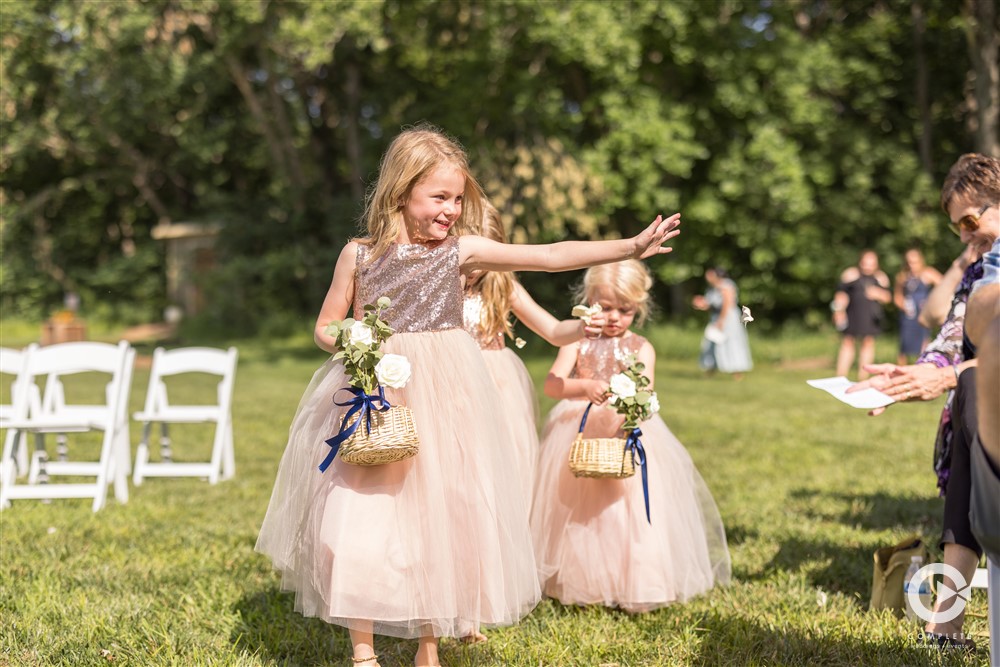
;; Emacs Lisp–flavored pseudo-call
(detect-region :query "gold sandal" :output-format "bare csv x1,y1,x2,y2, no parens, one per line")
351,655,379,665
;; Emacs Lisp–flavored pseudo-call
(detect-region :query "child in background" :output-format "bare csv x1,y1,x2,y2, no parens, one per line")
463,202,607,506
531,260,730,613
255,125,681,667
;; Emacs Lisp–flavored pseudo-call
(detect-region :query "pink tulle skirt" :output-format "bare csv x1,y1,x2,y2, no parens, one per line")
480,348,539,505
530,399,731,612
256,329,541,638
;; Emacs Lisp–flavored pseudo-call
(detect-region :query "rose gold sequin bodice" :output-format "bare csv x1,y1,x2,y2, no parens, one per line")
571,333,647,382
353,238,464,333
462,293,506,351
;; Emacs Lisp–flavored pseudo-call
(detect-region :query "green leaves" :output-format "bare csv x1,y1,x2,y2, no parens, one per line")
326,298,393,394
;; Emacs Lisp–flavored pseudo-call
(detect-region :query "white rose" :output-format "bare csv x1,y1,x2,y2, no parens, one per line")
608,393,619,405
347,322,374,347
609,373,636,399
648,393,660,413
375,354,412,389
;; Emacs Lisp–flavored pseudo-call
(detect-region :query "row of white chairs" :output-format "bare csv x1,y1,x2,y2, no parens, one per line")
0,342,237,512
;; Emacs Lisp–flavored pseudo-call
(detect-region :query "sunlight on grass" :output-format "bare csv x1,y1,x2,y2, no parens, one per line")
0,325,990,666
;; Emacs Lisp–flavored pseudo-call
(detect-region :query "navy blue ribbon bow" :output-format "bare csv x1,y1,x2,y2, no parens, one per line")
624,427,650,523
319,386,391,472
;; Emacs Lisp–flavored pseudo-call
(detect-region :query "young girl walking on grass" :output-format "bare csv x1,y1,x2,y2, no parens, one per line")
530,260,730,613
255,125,681,667
462,202,607,507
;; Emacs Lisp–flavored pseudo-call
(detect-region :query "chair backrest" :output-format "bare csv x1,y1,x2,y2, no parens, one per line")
142,347,238,413
26,342,133,425
0,345,38,422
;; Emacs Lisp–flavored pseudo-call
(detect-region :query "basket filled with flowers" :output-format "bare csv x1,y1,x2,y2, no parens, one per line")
319,297,419,468
567,353,657,520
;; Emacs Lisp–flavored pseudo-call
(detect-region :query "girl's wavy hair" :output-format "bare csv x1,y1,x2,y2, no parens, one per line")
356,124,485,261
467,201,515,340
575,260,654,326
940,153,1000,211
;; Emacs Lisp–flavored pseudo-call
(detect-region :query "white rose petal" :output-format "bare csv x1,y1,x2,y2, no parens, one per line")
572,303,603,325
609,373,636,398
648,393,660,413
375,354,412,389
515,337,526,349
348,322,375,346
608,394,619,405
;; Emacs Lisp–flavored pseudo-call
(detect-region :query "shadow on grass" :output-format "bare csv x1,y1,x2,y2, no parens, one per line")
690,612,982,667
789,488,943,532
231,586,424,667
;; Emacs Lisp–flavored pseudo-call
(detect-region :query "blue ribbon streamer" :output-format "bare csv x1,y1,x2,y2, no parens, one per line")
624,427,650,523
319,386,391,472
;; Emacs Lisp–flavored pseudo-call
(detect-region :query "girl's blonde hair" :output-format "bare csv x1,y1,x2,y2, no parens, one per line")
358,124,485,261
468,202,515,339
575,260,654,325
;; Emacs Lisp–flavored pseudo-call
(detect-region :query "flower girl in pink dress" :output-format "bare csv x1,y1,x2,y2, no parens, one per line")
531,260,730,613
463,203,607,507
255,126,682,666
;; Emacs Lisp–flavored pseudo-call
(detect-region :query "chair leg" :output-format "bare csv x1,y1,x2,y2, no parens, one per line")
133,422,152,486
988,558,999,667
9,428,28,478
0,428,21,509
222,418,235,480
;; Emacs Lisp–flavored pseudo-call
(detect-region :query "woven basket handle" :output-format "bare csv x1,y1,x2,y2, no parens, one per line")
577,403,594,434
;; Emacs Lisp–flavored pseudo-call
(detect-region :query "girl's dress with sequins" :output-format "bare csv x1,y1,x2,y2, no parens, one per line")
463,292,539,505
256,237,541,639
530,333,731,612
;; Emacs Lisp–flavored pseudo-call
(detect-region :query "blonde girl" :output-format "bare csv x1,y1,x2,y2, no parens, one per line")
463,203,607,508
530,260,730,612
256,125,681,667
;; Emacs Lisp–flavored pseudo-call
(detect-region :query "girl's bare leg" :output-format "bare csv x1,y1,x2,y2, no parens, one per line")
350,623,379,666
924,543,979,642
414,634,440,667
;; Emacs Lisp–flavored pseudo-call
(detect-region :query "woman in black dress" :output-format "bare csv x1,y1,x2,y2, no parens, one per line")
832,249,892,380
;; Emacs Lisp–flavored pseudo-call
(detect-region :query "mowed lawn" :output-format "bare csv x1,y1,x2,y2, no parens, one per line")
0,324,992,666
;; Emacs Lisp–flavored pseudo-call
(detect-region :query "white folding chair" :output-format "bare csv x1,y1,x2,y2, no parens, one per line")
132,346,238,485
0,341,134,512
0,345,38,477
970,562,999,665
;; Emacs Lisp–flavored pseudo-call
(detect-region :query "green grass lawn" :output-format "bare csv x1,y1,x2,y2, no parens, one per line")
0,324,992,666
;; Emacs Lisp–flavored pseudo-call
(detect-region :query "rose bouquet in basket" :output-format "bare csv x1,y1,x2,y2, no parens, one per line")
318,297,419,469
568,353,656,522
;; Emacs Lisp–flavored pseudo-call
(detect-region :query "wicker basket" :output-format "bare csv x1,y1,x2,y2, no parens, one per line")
339,405,420,466
567,404,635,479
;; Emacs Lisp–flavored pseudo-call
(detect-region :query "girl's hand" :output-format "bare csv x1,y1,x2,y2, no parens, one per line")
585,380,610,405
583,311,607,338
692,295,708,310
632,214,681,259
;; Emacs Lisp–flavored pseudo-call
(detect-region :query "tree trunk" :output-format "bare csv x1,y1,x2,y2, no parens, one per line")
344,56,365,203
912,0,933,174
965,0,999,155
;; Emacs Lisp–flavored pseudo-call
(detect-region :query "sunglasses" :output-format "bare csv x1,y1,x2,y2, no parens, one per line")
948,203,991,236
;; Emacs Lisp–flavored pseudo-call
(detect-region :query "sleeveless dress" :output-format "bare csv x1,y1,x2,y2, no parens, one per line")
463,292,539,505
898,274,932,356
530,333,731,612
698,278,753,373
841,273,884,337
256,237,541,639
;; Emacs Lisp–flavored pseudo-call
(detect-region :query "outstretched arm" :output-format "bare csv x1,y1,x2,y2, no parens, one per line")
543,342,608,403
313,242,358,354
510,282,603,347
459,214,680,273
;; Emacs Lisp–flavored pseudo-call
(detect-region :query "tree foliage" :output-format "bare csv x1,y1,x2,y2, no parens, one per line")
1,0,991,330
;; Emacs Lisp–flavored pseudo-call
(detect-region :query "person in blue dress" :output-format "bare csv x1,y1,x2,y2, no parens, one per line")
894,248,941,364
692,267,752,379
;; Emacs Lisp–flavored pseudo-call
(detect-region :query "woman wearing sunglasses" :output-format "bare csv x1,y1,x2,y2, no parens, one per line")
849,153,998,650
